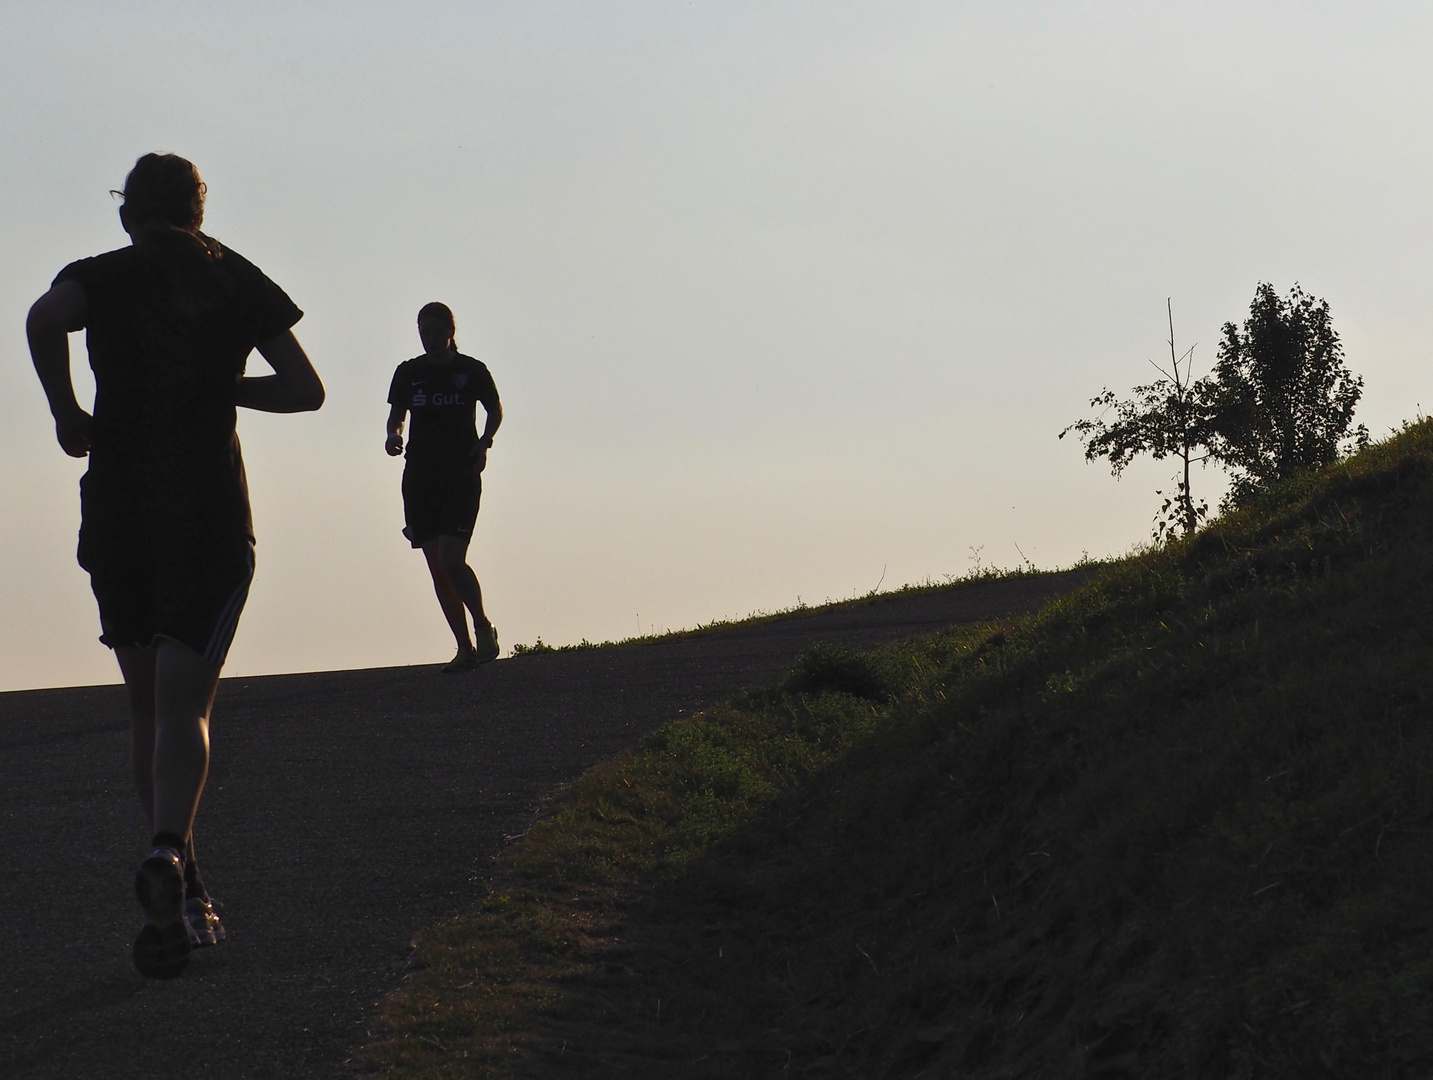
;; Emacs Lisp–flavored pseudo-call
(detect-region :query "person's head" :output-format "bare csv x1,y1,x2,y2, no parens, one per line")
417,302,458,355
116,153,205,237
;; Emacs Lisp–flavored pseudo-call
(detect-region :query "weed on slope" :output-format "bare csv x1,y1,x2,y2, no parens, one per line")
367,421,1433,1078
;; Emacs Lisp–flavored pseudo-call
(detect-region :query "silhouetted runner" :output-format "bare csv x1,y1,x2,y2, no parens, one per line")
26,153,325,978
385,302,503,673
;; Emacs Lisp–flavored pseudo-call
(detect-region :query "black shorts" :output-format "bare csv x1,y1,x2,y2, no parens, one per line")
80,532,255,668
402,467,481,548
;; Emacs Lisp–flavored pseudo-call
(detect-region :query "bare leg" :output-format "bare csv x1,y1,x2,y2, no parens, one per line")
423,545,473,650
150,640,219,841
435,533,491,631
117,644,208,873
119,640,216,976
116,645,158,826
119,639,220,845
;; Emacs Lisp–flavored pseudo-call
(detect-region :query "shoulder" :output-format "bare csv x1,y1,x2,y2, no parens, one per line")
209,240,279,291
456,353,494,378
389,356,426,386
458,355,498,400
208,239,258,274
209,239,304,333
52,246,135,289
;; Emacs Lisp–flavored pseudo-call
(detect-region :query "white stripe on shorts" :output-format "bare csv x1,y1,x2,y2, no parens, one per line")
202,546,256,668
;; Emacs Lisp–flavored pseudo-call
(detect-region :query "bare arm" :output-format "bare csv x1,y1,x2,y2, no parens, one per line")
26,281,92,457
235,330,325,413
470,396,503,472
385,402,406,456
479,398,503,447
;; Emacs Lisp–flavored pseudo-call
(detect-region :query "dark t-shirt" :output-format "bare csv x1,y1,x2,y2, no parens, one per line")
387,353,499,474
55,237,303,555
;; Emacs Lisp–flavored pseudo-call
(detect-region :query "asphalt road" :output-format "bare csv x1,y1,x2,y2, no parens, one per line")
0,570,1092,1079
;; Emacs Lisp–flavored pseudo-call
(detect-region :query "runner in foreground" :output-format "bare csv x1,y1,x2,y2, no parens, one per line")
27,153,325,978
385,302,503,672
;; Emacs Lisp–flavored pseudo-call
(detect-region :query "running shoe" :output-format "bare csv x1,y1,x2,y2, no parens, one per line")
133,846,191,978
442,646,478,674
186,894,227,948
473,624,500,664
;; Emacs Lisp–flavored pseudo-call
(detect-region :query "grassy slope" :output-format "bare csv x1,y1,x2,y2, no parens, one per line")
508,564,1059,656
368,422,1433,1079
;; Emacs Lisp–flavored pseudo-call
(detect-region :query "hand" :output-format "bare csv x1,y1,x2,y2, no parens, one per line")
470,444,488,474
385,432,404,457
55,410,93,458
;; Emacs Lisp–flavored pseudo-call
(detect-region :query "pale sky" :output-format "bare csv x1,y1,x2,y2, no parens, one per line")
3,2,1432,691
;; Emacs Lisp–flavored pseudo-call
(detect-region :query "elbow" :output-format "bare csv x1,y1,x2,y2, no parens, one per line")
302,380,326,412
295,368,325,412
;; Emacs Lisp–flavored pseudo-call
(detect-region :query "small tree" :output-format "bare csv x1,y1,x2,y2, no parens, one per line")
1061,300,1212,538
1204,282,1367,505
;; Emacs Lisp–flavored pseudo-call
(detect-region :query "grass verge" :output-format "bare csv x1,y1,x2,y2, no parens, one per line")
367,420,1433,1078
507,562,1081,656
